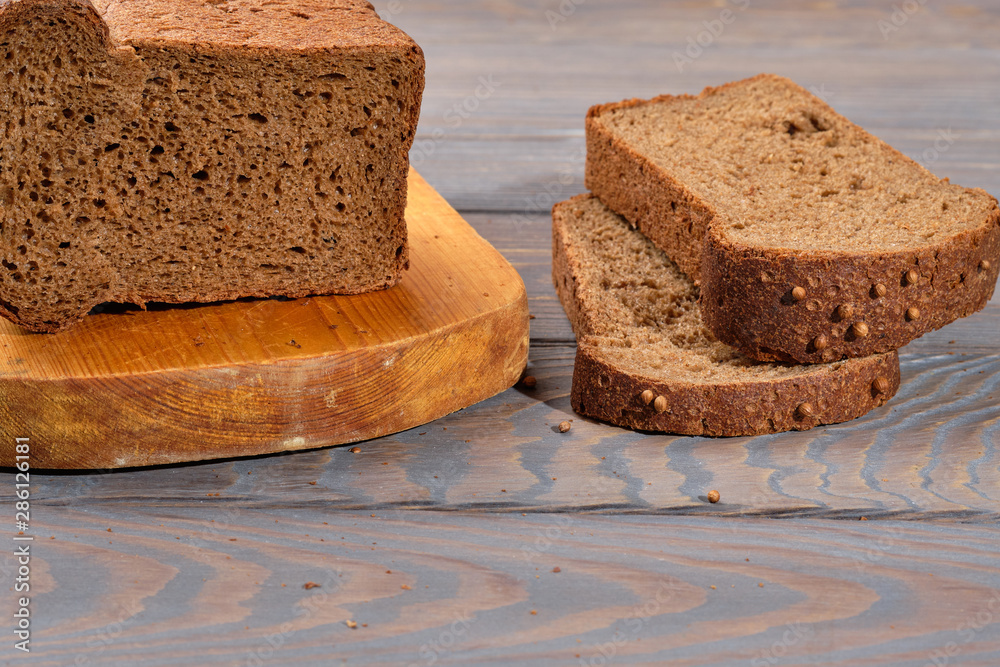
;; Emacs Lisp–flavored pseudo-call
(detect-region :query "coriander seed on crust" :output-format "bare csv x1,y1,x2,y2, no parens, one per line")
585,74,1000,364
553,195,903,437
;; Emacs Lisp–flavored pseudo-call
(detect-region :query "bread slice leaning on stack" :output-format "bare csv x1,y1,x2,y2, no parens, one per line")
552,194,900,436
586,74,1000,364
0,0,424,332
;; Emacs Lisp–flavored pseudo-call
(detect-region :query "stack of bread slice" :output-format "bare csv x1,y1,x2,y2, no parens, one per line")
553,74,1000,436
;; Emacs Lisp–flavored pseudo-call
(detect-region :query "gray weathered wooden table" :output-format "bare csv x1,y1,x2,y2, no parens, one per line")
4,1,1000,665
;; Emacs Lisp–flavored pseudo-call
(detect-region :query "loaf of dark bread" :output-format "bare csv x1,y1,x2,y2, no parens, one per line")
0,0,424,332
586,74,1000,363
553,194,900,436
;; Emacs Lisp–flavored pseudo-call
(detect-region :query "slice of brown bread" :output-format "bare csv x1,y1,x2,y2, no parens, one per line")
586,74,1000,363
0,0,424,332
552,194,900,436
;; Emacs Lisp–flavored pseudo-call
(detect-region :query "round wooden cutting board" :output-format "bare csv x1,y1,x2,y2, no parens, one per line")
0,170,529,469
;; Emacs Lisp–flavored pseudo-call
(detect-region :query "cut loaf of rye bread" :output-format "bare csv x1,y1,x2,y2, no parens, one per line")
552,194,900,437
0,0,424,332
586,74,1000,364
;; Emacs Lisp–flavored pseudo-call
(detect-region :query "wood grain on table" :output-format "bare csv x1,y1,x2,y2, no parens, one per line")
9,511,1000,667
3,1,1000,665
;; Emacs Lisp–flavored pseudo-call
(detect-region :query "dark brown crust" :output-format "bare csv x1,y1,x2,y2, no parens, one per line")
552,193,901,437
701,214,1000,363
585,74,1000,363
571,343,900,437
0,0,109,36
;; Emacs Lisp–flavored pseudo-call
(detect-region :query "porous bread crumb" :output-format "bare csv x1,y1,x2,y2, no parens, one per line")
552,194,901,436
0,0,424,332
593,73,995,260
555,195,829,385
